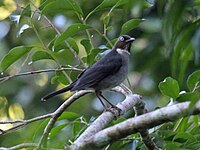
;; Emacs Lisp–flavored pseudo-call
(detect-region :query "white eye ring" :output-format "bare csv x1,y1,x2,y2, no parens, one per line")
119,36,124,41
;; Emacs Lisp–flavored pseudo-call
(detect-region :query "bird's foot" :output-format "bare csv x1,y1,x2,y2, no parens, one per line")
105,105,121,118
111,105,122,113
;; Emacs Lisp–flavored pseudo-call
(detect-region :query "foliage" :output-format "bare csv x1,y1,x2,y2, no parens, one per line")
0,0,200,149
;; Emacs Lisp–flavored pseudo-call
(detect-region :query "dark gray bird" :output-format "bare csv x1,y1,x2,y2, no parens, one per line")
42,35,135,110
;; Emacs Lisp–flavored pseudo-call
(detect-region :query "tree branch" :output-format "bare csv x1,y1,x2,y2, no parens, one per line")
70,94,142,149
0,113,53,135
0,143,37,150
133,96,159,150
70,85,158,150
69,85,146,150
0,85,156,150
0,67,83,84
74,101,200,149
36,90,93,149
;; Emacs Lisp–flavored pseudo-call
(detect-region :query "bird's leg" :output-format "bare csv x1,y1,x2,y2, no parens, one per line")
95,91,108,111
99,91,121,113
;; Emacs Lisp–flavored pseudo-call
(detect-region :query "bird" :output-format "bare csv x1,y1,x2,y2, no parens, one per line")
42,35,135,111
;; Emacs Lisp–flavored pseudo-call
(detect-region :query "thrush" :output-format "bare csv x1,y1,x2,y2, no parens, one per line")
42,35,135,110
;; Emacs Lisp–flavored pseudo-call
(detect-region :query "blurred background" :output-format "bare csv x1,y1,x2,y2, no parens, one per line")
0,0,199,149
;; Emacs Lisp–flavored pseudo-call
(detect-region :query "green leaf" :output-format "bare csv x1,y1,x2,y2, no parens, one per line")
86,0,128,20
187,70,200,91
68,0,83,15
173,118,189,132
51,49,75,65
20,4,31,17
42,0,83,15
94,0,127,13
112,117,126,125
178,43,193,84
87,48,103,66
58,112,80,121
171,19,200,79
93,0,119,13
162,0,188,47
165,142,180,149
106,26,113,31
160,130,176,140
194,0,200,8
39,0,55,10
192,115,199,126
159,77,180,99
113,0,128,8
103,15,110,25
0,46,32,72
49,123,68,138
80,39,92,55
72,118,87,140
73,121,81,137
177,91,200,108
120,19,145,35
49,37,79,53
53,71,69,85
31,51,53,62
81,56,87,64
33,119,50,141
185,142,200,150
51,75,59,84
74,125,87,140
66,37,79,54
55,23,91,46
173,132,195,143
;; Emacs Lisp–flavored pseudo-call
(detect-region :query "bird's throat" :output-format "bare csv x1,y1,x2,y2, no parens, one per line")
116,48,130,55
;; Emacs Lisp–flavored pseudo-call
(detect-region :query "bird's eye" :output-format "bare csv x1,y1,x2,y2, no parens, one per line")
119,36,124,41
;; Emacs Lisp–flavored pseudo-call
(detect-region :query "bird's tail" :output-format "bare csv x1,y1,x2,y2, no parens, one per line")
41,84,73,101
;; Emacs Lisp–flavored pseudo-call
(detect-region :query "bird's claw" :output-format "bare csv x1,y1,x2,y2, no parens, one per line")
111,105,122,113
105,106,121,118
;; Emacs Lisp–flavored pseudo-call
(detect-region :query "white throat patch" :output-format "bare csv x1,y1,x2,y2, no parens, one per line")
116,48,130,55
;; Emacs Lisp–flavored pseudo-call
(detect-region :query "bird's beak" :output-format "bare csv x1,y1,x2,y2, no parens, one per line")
126,37,135,43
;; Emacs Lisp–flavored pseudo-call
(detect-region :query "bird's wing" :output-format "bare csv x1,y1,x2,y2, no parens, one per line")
71,50,122,90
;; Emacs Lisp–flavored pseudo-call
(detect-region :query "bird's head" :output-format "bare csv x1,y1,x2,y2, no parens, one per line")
114,35,135,52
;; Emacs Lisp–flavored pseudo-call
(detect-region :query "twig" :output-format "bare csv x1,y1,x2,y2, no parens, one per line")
36,90,93,149
0,113,53,135
0,67,83,84
0,120,24,124
0,143,37,150
119,137,141,141
16,3,40,14
73,101,200,149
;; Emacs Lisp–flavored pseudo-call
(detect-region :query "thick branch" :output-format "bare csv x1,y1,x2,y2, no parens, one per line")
133,96,159,150
71,94,141,149
70,85,157,150
76,101,200,149
69,85,143,150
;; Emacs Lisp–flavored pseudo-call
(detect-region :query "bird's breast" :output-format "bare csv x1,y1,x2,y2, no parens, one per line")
93,51,130,90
